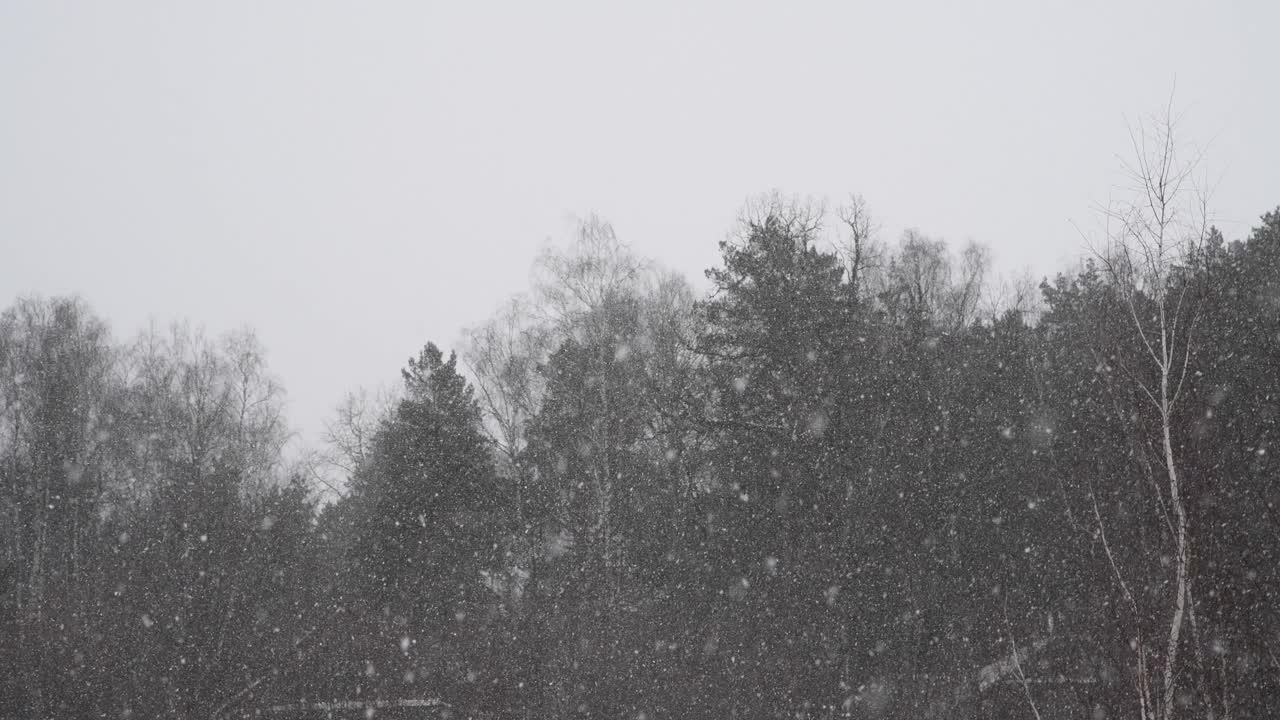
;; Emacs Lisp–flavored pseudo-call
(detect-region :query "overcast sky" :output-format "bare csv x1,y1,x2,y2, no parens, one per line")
3,0,1277,451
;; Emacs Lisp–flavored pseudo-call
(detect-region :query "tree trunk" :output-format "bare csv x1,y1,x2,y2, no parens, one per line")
1160,403,1189,720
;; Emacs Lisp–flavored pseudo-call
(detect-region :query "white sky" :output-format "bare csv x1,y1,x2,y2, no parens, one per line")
3,0,1277,450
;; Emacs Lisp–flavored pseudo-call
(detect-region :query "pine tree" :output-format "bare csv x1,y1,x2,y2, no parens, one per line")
344,343,506,700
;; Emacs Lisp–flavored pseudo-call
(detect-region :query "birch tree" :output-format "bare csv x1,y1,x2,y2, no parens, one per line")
1094,105,1209,720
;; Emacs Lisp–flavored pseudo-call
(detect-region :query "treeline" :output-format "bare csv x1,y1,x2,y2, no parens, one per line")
3,172,1280,717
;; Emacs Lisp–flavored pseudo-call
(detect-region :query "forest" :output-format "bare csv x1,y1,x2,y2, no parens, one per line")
2,123,1279,720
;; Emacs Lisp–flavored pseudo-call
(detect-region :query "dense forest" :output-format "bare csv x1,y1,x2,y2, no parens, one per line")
2,126,1279,720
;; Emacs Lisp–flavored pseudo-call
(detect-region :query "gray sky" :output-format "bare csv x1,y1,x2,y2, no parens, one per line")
3,0,1277,451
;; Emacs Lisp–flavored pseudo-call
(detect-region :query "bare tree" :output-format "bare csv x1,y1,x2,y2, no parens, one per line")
297,384,400,500
532,214,649,330
323,386,397,476
462,239,620,528
464,215,702,613
879,231,990,329
1092,101,1209,720
982,268,1044,324
467,213,661,471
461,298,551,473
117,323,290,500
836,193,882,298
950,240,991,327
737,190,826,250
223,329,289,494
